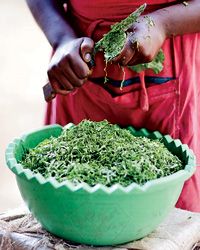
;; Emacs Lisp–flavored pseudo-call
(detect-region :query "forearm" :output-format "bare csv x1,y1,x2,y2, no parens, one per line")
26,0,77,48
151,0,200,38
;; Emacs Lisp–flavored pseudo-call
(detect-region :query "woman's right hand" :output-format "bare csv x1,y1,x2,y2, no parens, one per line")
47,37,94,95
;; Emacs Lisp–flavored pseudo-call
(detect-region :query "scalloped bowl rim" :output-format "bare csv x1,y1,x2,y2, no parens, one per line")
5,124,196,194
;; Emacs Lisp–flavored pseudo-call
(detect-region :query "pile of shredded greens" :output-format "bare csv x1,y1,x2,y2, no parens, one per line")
20,120,183,187
94,3,165,74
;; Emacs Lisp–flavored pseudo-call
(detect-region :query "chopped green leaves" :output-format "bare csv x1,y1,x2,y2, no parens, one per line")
21,120,183,187
94,3,165,75
94,4,147,62
130,50,165,74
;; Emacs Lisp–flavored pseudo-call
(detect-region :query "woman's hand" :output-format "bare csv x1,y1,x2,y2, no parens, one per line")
112,14,166,66
47,37,94,95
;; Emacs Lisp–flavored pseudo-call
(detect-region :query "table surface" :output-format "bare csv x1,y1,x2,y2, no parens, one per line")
0,207,200,250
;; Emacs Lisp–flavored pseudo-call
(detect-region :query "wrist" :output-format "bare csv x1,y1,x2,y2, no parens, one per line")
52,33,78,50
148,11,169,40
149,8,178,39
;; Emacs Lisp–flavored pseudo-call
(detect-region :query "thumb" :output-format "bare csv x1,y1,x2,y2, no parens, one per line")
80,37,94,63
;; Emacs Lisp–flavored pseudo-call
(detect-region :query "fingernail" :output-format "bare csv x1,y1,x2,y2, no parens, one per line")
84,53,91,62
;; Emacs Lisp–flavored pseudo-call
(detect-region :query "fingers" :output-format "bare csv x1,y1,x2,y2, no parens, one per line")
48,63,87,94
69,55,91,80
62,37,94,85
128,44,155,66
50,78,71,96
58,58,87,86
80,37,94,63
112,38,136,66
48,67,73,95
112,38,155,67
47,37,95,95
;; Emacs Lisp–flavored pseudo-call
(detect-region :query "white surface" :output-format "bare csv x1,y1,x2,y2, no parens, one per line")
0,0,51,212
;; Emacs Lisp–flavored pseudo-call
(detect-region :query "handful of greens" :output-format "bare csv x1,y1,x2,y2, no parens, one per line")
21,120,183,187
94,3,165,74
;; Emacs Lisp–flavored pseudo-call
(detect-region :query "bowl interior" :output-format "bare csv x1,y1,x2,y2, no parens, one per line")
6,124,196,189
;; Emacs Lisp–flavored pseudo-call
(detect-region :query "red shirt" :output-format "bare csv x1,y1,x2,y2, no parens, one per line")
46,0,200,212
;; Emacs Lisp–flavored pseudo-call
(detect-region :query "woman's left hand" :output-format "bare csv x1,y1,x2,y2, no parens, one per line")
112,14,166,66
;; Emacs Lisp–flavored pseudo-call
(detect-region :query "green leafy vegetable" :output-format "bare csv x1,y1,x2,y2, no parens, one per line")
94,3,165,74
21,120,183,187
130,50,165,74
94,4,146,61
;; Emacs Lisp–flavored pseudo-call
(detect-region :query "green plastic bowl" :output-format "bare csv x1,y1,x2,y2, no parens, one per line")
5,124,196,246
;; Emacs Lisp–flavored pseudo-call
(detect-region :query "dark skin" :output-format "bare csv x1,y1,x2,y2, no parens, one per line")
26,0,200,95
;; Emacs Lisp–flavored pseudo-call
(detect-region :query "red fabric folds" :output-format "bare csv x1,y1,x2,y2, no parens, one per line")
45,0,200,212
